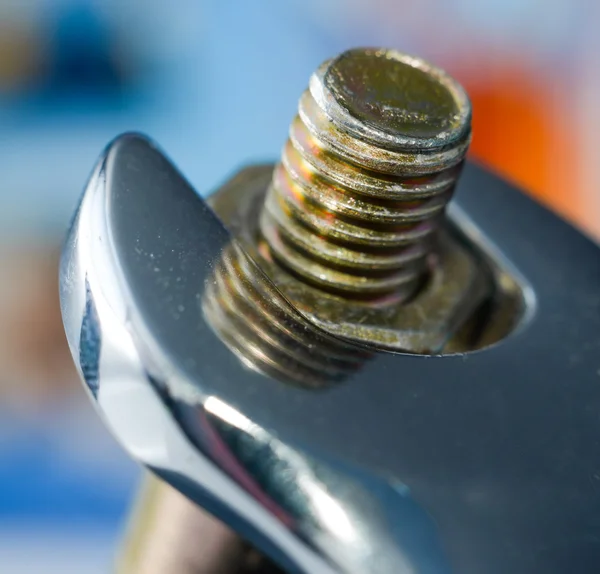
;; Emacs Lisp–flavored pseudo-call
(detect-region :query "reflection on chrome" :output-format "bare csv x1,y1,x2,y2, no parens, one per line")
206,395,358,545
202,395,442,574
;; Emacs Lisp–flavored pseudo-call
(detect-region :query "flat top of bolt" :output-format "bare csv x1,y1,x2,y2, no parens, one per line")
324,48,469,142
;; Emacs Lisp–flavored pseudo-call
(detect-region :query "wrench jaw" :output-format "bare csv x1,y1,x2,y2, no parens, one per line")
57,133,317,574
60,133,600,574
60,133,450,574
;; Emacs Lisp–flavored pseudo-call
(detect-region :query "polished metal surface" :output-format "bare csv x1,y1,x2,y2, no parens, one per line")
60,133,600,574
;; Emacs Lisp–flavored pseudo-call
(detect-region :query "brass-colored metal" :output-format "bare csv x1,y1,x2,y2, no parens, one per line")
209,166,491,354
323,49,468,141
205,49,523,358
259,48,471,301
201,241,372,388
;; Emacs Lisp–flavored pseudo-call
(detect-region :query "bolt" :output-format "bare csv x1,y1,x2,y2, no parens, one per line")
208,49,498,356
259,48,471,301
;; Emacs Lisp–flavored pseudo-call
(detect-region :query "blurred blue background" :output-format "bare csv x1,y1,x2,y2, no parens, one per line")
0,0,597,571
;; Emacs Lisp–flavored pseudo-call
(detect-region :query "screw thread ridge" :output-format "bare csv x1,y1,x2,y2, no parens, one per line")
202,243,368,388
259,51,471,300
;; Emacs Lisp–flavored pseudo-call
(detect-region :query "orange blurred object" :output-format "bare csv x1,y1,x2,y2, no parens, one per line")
464,64,584,232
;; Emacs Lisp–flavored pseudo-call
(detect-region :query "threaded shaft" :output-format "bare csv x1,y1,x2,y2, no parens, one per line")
259,48,471,301
202,243,370,388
